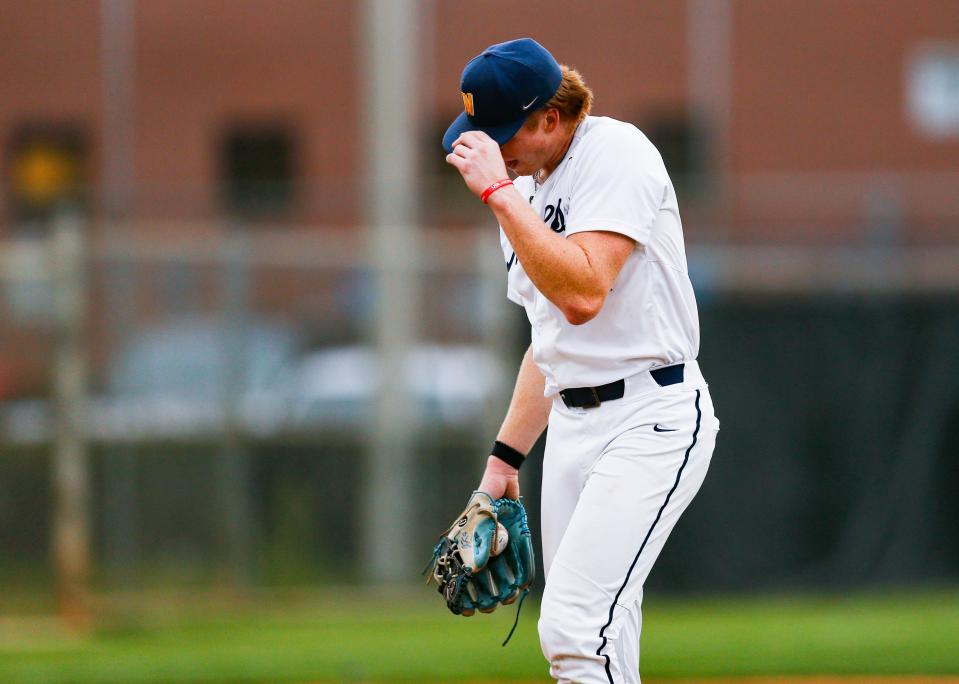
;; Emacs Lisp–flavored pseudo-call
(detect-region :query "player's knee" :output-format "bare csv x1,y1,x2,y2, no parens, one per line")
539,600,611,682
537,586,582,659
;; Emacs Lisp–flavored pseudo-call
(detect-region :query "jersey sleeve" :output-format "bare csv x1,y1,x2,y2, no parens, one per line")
565,124,668,246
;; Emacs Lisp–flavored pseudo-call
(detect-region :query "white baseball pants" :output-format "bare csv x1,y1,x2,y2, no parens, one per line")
538,361,719,683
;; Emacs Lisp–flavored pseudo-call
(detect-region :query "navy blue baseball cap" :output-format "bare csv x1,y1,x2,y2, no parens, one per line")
443,38,563,153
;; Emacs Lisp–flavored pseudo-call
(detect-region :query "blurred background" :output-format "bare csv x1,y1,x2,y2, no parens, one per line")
1,1,958,681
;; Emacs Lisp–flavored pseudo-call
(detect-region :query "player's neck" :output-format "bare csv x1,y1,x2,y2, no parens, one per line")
534,121,578,184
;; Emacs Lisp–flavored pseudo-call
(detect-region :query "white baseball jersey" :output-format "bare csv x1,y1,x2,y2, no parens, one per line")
499,115,700,396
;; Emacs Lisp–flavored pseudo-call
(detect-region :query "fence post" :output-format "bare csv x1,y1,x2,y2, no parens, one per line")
217,229,255,588
360,0,422,583
50,213,91,632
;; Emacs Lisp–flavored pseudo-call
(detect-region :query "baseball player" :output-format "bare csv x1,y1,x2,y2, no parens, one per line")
442,38,719,682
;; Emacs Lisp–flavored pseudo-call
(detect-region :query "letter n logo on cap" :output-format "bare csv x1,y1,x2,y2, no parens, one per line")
462,92,475,117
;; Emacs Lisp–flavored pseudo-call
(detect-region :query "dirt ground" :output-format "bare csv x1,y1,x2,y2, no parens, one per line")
654,679,959,684
652,678,959,684
438,679,959,684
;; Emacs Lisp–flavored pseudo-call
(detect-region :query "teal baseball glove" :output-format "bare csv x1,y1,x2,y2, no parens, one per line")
426,492,535,642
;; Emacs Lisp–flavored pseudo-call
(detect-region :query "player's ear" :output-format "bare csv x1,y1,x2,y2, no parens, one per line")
542,108,561,133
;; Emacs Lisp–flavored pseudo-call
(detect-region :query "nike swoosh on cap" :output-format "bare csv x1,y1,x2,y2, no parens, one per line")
522,96,539,110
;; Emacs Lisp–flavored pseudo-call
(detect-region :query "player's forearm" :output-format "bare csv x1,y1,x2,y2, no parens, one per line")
489,189,607,322
495,344,552,454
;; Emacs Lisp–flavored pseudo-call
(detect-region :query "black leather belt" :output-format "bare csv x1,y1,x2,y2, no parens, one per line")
559,363,685,409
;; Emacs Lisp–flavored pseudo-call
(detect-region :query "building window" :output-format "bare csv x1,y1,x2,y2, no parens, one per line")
220,127,295,219
420,114,485,225
7,125,87,225
642,113,708,199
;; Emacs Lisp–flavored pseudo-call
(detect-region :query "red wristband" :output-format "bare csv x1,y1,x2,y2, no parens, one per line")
481,178,513,204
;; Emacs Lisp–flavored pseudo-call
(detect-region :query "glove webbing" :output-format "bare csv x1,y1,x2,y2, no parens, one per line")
425,544,531,646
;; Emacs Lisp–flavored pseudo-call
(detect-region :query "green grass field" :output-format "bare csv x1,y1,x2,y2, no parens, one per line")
1,588,958,683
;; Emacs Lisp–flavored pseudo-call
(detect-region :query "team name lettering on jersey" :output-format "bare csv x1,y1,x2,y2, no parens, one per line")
544,198,566,233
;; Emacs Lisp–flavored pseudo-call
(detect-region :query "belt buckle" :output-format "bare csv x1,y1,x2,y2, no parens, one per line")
583,386,602,409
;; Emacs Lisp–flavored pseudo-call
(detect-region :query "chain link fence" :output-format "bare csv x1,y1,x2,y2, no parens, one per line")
1,212,958,624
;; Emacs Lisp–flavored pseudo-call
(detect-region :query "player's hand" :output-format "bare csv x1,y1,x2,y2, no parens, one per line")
445,131,511,199
478,455,520,501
